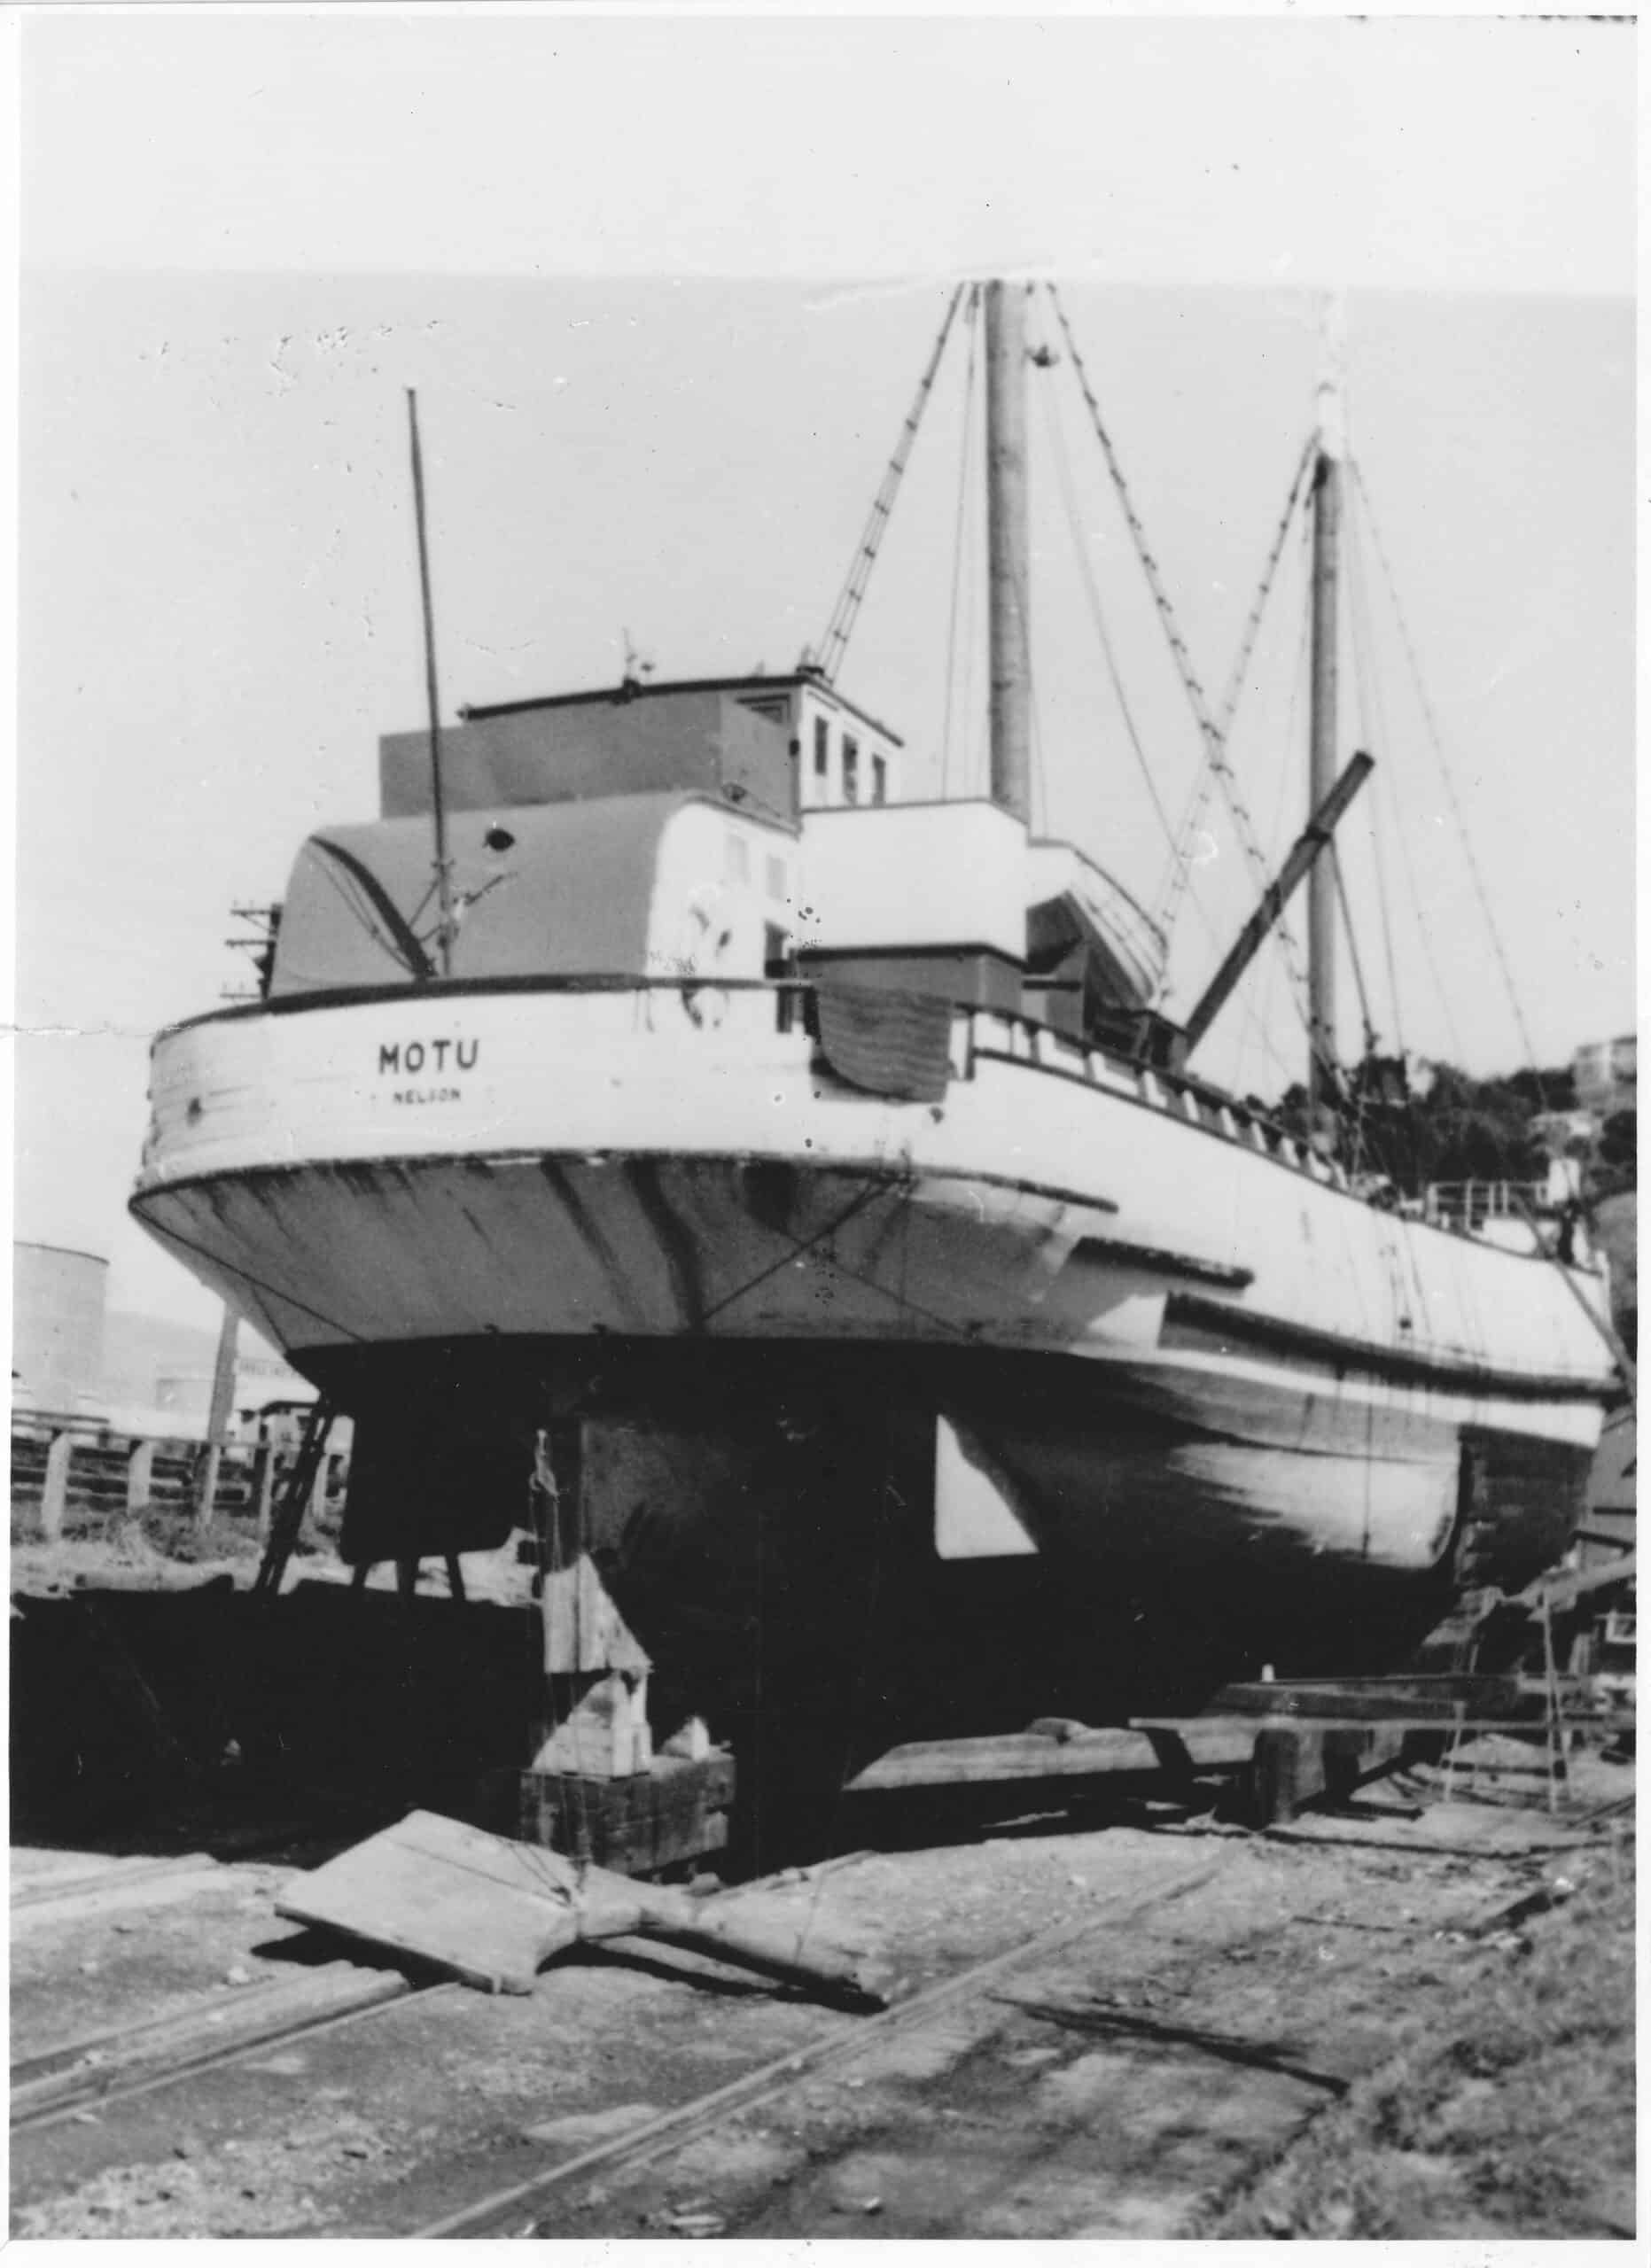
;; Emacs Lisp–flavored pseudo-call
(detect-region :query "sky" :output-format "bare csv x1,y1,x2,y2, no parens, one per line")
8,7,1637,1333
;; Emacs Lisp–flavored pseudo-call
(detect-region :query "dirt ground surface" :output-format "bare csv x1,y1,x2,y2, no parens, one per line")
11,1758,1637,2242
10,1523,1636,2241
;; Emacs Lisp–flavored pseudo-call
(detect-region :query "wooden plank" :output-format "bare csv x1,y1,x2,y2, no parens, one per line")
541,1555,650,1675
281,1808,885,2004
531,1671,653,1778
1208,1676,1523,1722
1139,1711,1625,1738
277,1810,580,1993
845,1722,1257,1793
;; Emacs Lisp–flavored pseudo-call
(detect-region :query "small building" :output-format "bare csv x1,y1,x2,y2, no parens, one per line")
1572,1034,1636,1119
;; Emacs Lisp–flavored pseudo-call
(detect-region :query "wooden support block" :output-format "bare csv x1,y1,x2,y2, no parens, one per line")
125,1440,157,1518
541,1555,650,1675
1249,1722,1411,1825
532,1671,652,1780
39,1433,72,1542
1252,1727,1320,1824
483,1751,737,1877
662,1716,712,1762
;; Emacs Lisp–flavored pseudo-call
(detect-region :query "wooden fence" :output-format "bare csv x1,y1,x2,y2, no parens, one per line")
10,1416,349,1546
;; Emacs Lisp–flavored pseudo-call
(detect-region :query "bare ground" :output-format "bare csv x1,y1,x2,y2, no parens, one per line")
11,1783,1636,2241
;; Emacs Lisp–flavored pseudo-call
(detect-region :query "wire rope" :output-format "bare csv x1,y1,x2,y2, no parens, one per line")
1045,285,1314,1034
1233,521,1315,1099
1343,493,1409,1062
1035,371,1182,858
1155,432,1320,946
814,284,966,683
1351,460,1547,1100
1343,473,1467,1067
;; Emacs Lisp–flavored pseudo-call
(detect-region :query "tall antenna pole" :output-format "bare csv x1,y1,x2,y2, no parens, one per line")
984,280,1032,825
1306,294,1346,1116
407,388,456,979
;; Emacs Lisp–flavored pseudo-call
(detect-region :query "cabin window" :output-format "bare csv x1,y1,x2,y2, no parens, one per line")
843,736,861,803
765,853,787,901
871,754,888,804
763,922,790,975
813,718,829,781
725,833,751,885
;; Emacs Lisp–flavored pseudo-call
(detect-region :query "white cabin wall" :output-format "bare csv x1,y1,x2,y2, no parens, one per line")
793,800,1027,956
792,686,902,812
647,803,798,980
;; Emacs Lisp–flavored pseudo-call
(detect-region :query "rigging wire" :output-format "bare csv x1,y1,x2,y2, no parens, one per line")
813,284,966,685
1344,471,1468,1068
1331,848,1381,1174
938,288,980,800
1233,517,1315,1098
1343,494,1409,1063
1035,372,1181,858
1332,850,1380,1058
1154,432,1320,951
1351,459,1546,1100
1045,284,1312,1027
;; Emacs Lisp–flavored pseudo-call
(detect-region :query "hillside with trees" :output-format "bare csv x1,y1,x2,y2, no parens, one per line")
1266,1058,1635,1355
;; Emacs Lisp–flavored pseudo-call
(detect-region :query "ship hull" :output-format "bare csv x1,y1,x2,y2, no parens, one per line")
131,981,1615,1713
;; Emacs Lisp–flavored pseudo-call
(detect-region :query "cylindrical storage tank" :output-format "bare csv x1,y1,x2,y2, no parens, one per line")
12,1242,109,1419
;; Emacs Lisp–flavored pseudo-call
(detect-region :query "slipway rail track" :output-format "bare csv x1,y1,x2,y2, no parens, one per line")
410,1854,1227,2238
11,1774,1632,2241
10,1971,455,2135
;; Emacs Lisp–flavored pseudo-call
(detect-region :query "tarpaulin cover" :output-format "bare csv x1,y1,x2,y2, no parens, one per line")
814,984,954,1104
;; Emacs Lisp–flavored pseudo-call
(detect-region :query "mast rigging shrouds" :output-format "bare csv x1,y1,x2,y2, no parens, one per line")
813,284,966,684
1046,286,1312,1028
1152,433,1318,968
407,389,456,979
1351,458,1547,1105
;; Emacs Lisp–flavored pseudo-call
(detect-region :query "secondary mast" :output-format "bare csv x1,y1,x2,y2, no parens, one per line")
407,388,457,980
1306,297,1346,1118
985,280,1032,824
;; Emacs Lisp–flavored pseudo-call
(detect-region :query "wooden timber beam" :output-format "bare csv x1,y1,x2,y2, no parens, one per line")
1181,750,1374,1060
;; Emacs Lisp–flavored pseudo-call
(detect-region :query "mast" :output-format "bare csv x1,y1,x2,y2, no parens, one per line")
984,281,1032,824
1306,297,1346,1116
407,388,456,980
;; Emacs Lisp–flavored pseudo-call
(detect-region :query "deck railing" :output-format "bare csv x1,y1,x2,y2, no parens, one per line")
1420,1180,1548,1231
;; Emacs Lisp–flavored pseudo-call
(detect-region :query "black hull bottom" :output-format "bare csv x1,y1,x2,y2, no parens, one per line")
299,1335,1590,1785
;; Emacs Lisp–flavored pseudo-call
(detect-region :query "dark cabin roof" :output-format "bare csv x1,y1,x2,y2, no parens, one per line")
459,670,905,749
